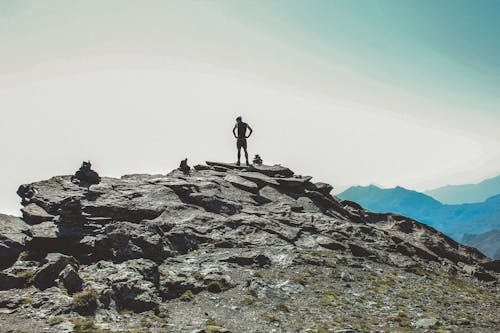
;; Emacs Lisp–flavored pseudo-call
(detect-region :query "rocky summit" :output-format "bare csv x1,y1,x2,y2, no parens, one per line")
0,161,499,333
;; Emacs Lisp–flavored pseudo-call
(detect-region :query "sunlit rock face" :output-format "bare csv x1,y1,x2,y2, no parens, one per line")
0,161,498,332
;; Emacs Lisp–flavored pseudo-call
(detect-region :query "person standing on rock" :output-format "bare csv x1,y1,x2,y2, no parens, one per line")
233,116,253,166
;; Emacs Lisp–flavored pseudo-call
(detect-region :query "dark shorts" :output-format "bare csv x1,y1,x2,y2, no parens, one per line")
237,138,247,149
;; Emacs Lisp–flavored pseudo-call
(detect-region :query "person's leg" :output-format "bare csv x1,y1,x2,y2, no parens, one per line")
243,147,249,165
237,146,241,165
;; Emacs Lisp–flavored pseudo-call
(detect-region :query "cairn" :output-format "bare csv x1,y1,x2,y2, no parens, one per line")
253,154,263,165
71,161,101,187
178,158,191,175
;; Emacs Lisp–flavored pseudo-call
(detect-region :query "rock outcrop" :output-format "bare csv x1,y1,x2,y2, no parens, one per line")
0,162,498,332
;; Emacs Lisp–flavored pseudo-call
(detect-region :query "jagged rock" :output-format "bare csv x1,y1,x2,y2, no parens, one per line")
1,161,498,332
349,243,374,258
206,161,247,171
30,286,73,315
316,236,347,251
481,260,500,273
0,272,21,290
33,253,78,290
275,176,313,189
235,172,279,189
413,317,439,329
222,254,271,267
87,221,170,263
474,271,496,282
247,164,294,177
59,264,83,294
296,196,323,213
314,182,333,195
109,269,161,312
26,221,91,255
82,180,180,223
0,214,29,269
21,203,55,225
223,174,259,193
259,186,302,212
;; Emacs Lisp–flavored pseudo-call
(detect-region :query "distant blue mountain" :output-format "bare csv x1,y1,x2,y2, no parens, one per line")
425,174,500,204
462,229,500,260
338,185,500,242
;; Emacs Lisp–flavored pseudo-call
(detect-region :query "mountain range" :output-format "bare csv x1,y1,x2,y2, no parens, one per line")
338,184,500,259
462,229,500,260
424,175,500,204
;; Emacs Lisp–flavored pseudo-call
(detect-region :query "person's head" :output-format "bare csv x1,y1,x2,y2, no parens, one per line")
236,116,242,123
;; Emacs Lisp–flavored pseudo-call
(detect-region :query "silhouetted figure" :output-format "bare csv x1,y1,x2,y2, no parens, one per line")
178,158,190,175
232,116,253,166
253,154,263,165
71,161,101,186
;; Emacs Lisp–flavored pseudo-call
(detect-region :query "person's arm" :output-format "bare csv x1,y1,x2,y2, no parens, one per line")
233,125,238,138
246,125,253,138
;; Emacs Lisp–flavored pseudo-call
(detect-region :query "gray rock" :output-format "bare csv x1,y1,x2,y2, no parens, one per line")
259,186,302,212
0,272,21,290
30,286,73,315
248,164,294,178
275,176,313,190
316,236,347,251
206,161,248,171
238,172,280,187
224,174,259,193
33,253,78,290
413,317,439,329
0,214,30,269
21,203,55,225
26,221,92,255
109,269,161,312
59,264,83,293
88,221,170,263
314,182,333,195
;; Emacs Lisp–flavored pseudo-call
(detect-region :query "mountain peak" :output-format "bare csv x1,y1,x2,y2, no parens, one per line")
0,161,498,332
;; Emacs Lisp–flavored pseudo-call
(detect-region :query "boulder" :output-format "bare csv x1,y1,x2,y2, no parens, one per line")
223,174,259,193
31,286,73,315
247,164,294,178
109,267,161,312
0,272,21,290
59,264,83,293
314,182,333,195
238,172,280,187
222,253,271,267
481,260,500,273
26,221,90,255
0,214,29,269
88,221,170,263
82,180,178,223
21,203,55,225
348,243,375,258
206,161,247,171
33,253,79,290
275,176,313,190
316,236,347,251
259,186,302,212
413,317,439,329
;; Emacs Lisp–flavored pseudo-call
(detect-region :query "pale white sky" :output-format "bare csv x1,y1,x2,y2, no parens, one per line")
0,1,499,215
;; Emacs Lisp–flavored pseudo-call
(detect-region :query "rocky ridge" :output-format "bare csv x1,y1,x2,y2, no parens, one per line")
0,161,499,332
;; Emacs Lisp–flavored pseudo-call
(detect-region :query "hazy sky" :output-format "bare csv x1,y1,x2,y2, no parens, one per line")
1,0,499,215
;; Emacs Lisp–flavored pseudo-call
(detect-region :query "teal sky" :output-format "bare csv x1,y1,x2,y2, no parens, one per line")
223,0,500,111
0,0,499,214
